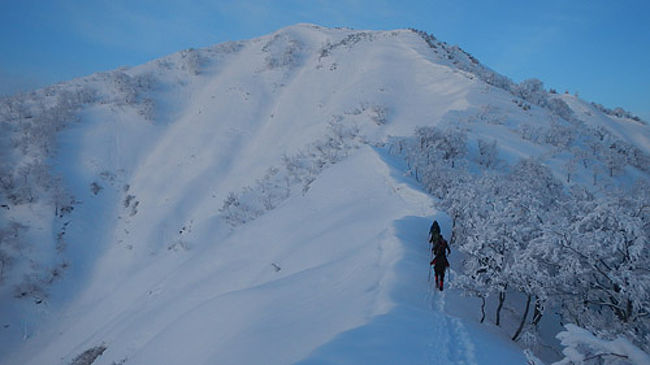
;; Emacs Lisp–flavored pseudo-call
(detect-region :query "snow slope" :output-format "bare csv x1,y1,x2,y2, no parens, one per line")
1,24,648,364
8,145,529,365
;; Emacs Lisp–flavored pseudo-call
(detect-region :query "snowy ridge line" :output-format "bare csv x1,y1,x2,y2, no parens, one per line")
219,120,363,227
151,39,245,76
411,28,645,125
318,31,376,60
409,28,514,94
590,102,645,124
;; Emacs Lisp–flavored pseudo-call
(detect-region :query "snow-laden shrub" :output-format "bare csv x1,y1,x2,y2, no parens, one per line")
628,146,650,173
369,104,388,125
262,34,304,69
0,221,27,283
100,70,155,107
518,119,576,149
547,98,575,121
516,79,548,108
180,48,202,75
577,125,650,176
518,124,545,144
545,120,576,149
553,325,650,365
386,126,470,201
0,86,93,207
69,345,107,365
344,102,390,125
109,71,138,104
220,121,361,227
318,32,374,60
414,126,467,168
0,81,102,298
477,139,499,168
591,103,645,123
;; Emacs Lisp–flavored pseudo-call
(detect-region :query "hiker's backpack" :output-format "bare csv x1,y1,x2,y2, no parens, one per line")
429,221,440,236
433,238,449,257
429,230,442,244
429,221,441,243
430,253,449,271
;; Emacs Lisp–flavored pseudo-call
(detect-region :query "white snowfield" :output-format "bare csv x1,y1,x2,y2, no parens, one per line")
1,24,647,365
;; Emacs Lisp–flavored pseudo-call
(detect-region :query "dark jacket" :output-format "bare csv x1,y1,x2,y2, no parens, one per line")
432,238,451,257
429,221,441,242
430,254,449,273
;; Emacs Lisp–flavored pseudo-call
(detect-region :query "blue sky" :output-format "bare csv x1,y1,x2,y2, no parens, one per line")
1,0,649,120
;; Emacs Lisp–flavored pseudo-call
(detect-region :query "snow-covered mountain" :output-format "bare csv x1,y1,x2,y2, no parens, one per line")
0,24,648,365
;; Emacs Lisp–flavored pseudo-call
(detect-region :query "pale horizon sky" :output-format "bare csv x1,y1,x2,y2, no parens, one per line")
1,0,649,121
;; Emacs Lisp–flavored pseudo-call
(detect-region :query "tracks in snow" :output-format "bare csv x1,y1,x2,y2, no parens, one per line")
426,288,478,365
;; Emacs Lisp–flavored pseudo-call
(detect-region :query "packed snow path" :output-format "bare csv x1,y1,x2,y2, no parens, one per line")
284,148,528,365
429,290,477,365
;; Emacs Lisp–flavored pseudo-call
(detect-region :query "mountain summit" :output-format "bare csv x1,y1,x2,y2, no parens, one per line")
1,24,648,365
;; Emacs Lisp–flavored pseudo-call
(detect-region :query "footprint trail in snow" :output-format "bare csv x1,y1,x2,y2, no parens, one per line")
427,282,478,365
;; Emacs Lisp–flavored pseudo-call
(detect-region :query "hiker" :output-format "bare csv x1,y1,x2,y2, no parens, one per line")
430,252,449,291
428,220,450,258
428,220,441,243
432,236,451,257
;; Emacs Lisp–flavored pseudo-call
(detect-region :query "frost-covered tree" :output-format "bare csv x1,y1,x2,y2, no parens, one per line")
516,79,548,108
604,143,628,177
628,147,650,174
180,48,202,75
393,127,470,199
390,118,649,354
0,81,103,297
446,173,517,326
542,184,650,350
415,126,467,168
262,34,303,70
545,120,576,149
565,156,578,183
449,159,565,331
592,102,645,123
547,98,575,121
477,138,498,168
501,159,565,332
0,221,27,283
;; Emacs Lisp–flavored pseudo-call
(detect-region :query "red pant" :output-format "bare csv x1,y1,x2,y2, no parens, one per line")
434,270,445,290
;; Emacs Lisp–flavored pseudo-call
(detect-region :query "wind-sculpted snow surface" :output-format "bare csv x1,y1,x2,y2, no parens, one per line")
1,24,648,364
